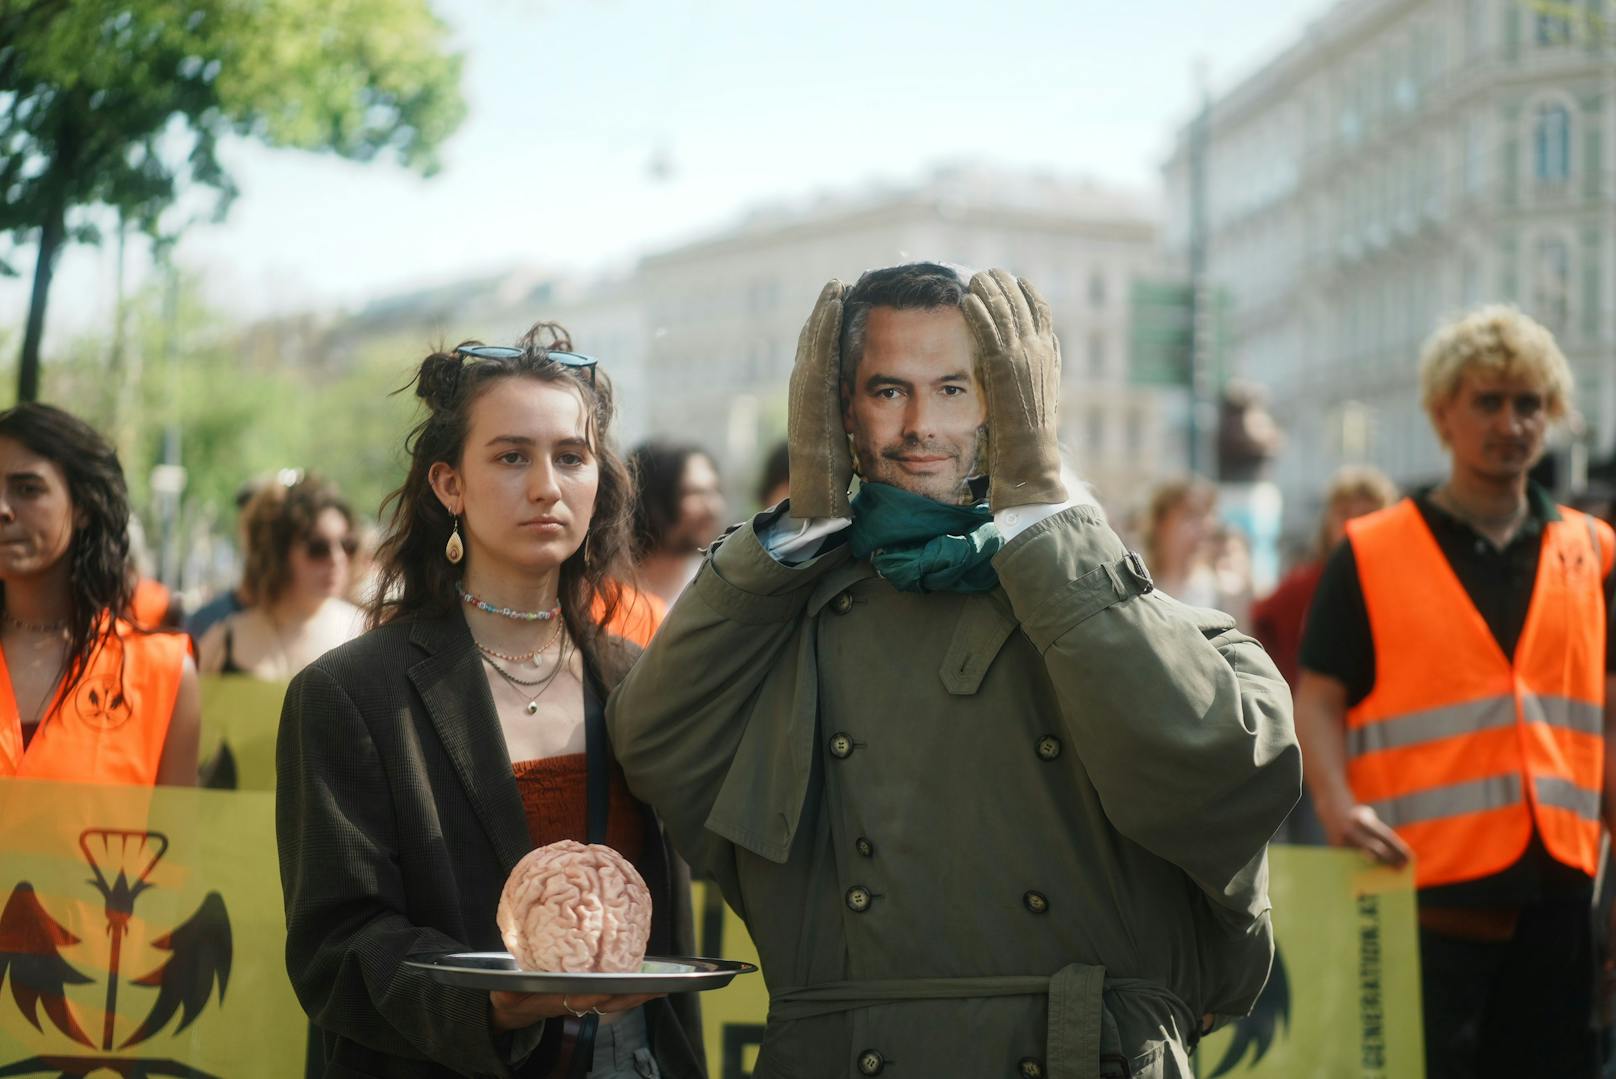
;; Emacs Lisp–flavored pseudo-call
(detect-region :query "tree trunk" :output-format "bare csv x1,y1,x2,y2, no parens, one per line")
17,177,67,404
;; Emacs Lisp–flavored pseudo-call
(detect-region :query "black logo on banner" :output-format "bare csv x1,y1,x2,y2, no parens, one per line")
1205,945,1291,1077
0,829,232,1078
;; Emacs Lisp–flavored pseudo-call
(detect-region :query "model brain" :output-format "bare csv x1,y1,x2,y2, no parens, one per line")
496,840,653,973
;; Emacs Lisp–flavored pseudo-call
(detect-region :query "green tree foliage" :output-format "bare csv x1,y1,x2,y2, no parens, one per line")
0,0,465,401
38,274,425,588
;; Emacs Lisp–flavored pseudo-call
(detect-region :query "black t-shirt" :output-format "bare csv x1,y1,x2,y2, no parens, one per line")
1299,484,1614,906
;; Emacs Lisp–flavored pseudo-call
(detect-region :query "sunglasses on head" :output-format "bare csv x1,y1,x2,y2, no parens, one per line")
454,344,599,386
305,535,359,561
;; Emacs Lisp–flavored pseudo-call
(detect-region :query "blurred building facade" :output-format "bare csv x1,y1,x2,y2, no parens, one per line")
1163,0,1616,530
627,166,1174,510
316,168,1180,514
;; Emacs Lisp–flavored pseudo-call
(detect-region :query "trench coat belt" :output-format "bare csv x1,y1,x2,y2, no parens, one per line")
766,963,1195,1079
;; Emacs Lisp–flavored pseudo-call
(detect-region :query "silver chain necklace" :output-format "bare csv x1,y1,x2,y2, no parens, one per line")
3,612,69,636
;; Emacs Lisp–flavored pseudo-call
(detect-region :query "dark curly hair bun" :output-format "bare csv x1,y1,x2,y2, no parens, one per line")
416,349,464,409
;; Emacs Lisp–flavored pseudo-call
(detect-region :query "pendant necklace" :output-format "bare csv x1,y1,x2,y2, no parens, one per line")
479,621,567,715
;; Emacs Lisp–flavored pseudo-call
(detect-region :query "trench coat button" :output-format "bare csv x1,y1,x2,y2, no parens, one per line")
1023,891,1049,914
1018,1058,1044,1079
829,733,854,759
857,1049,885,1075
846,885,872,912
1035,735,1061,761
831,592,855,614
856,837,875,858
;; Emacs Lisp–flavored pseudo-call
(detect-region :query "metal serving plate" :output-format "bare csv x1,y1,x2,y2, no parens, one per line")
404,952,757,995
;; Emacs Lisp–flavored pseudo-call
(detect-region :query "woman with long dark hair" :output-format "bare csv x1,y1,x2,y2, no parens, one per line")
625,442,725,606
276,323,705,1078
0,403,199,785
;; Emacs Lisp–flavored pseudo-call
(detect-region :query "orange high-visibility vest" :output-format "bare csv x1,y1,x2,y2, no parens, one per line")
594,580,667,648
1345,498,1613,888
129,577,172,628
0,618,190,786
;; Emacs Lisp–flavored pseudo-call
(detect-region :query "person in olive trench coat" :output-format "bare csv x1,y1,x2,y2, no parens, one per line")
607,263,1302,1079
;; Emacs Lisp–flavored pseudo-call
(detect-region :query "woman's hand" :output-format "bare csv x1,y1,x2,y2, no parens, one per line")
488,990,666,1031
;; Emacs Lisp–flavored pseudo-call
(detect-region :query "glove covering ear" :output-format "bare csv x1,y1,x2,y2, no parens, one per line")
962,268,1067,511
786,279,853,518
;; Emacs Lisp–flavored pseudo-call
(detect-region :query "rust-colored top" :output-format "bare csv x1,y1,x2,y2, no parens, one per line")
512,754,647,864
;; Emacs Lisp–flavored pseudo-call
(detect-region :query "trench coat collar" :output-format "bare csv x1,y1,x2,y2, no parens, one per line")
405,611,533,875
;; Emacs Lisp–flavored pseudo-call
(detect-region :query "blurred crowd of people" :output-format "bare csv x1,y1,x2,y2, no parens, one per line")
3,274,1614,1078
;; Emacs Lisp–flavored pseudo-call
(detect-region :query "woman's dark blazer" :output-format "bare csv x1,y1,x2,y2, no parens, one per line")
275,610,706,1079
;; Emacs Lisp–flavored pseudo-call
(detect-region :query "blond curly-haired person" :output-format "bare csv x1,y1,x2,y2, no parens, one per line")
1295,305,1614,1078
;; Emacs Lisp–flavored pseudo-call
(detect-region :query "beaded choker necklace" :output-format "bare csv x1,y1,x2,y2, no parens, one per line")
457,582,561,622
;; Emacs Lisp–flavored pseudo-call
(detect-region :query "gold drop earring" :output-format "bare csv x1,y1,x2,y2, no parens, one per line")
445,515,464,564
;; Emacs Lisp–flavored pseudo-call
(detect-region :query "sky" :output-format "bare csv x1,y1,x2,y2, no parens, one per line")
1,0,1338,346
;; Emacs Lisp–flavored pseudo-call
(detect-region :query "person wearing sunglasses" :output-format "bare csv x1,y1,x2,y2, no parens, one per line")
275,322,704,1078
0,403,200,787
198,473,364,681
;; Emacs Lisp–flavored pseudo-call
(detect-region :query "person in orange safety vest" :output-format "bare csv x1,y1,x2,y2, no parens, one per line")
0,404,200,787
1295,305,1614,1078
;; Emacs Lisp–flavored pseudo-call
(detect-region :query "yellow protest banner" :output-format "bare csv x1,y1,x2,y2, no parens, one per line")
692,884,767,1076
1198,846,1424,1078
0,777,304,1078
197,677,289,792
694,846,1424,1079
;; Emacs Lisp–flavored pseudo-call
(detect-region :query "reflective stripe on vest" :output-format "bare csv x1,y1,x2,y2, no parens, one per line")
1344,499,1609,888
1535,775,1602,820
1371,773,1521,828
1348,693,1602,756
1363,775,1600,829
0,618,188,786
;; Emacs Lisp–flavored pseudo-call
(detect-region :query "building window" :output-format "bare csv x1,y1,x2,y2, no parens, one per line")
1340,106,1362,143
1464,115,1487,194
1462,252,1483,307
1125,410,1144,454
1087,409,1105,458
1087,271,1107,308
1088,332,1106,377
1465,0,1486,60
1533,237,1571,331
1534,103,1572,183
1535,12,1572,46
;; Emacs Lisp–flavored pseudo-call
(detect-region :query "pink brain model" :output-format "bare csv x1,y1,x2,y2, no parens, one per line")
496,840,653,973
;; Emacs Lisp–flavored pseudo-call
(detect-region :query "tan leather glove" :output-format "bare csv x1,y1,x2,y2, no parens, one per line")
786,279,852,518
962,268,1068,511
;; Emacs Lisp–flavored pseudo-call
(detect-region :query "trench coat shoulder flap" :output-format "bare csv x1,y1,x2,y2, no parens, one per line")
702,559,875,864
404,614,533,877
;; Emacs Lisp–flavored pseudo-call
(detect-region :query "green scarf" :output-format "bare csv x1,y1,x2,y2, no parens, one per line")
848,482,1002,594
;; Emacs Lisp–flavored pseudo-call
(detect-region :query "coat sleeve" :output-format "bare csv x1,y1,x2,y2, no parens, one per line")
608,513,849,897
994,505,1302,919
275,662,519,1078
